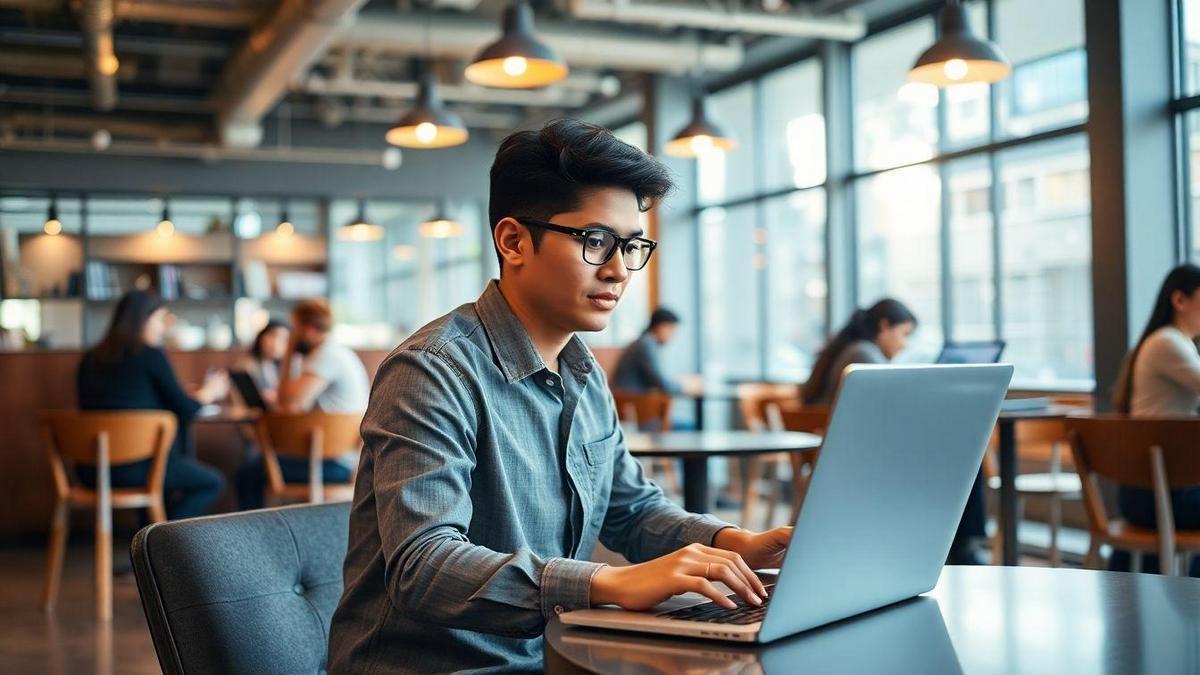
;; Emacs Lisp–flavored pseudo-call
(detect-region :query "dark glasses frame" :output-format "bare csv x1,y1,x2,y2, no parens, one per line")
514,217,658,271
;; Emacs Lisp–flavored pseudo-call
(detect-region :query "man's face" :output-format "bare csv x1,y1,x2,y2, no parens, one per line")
651,322,677,345
502,187,644,334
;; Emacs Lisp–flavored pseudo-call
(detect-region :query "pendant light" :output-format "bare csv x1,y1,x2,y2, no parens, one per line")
386,69,469,149
464,1,567,89
43,197,62,236
156,202,174,237
338,199,383,241
276,199,294,237
909,0,1011,87
664,95,736,159
418,200,464,239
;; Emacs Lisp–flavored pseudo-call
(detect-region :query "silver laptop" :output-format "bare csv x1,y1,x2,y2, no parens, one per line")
561,364,1013,643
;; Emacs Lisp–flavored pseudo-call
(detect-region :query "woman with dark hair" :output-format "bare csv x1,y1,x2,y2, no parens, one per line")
236,319,293,407
802,298,918,406
76,290,229,520
1109,263,1200,574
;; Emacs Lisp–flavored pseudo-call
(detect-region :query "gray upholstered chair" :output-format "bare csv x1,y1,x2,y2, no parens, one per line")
130,502,350,674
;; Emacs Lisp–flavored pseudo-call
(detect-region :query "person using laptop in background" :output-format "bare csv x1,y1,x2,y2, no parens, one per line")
235,299,369,510
801,298,917,407
612,307,684,397
327,119,791,674
1110,263,1200,576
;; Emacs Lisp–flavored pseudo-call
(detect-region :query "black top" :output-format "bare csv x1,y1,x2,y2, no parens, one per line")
77,346,202,455
611,333,681,394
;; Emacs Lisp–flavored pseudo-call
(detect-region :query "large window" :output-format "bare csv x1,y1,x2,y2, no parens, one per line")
1178,1,1200,260
845,0,1091,387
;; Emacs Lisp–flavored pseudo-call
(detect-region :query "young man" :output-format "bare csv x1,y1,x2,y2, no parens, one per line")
612,307,684,395
328,119,792,673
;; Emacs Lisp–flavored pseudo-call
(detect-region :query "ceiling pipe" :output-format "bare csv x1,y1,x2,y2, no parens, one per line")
1,112,210,142
0,136,402,167
212,0,370,148
565,0,866,41
80,0,119,111
333,12,744,74
115,0,262,28
0,47,137,81
297,74,592,107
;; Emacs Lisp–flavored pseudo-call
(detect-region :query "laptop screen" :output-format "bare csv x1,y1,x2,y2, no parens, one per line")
230,370,267,410
935,341,1006,365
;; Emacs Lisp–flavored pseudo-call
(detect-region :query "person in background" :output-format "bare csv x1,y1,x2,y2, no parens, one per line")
612,307,683,395
801,298,917,406
1110,263,1200,575
235,299,369,510
76,290,228,520
235,319,293,408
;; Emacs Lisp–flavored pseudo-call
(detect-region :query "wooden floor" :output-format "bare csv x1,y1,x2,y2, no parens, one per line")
0,542,160,675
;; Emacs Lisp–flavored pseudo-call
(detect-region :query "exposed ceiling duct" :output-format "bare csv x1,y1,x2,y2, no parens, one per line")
80,0,119,111
114,0,263,28
0,47,138,81
332,12,744,74
0,136,403,167
1,112,210,142
212,0,370,148
297,74,593,107
565,0,866,41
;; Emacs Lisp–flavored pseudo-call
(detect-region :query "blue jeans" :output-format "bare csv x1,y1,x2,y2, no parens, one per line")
1109,486,1200,576
77,453,225,521
236,455,353,510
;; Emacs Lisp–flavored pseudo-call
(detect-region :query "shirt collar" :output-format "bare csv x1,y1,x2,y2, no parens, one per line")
475,280,594,385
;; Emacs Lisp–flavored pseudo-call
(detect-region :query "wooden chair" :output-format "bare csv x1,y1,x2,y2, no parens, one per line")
612,391,679,495
776,403,831,524
255,411,363,505
41,409,177,620
1066,415,1200,575
983,419,1082,566
736,383,801,529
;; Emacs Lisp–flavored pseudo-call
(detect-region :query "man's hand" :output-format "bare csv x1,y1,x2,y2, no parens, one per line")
590,543,768,611
712,526,792,570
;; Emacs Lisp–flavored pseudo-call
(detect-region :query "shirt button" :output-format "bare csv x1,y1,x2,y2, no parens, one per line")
554,605,565,615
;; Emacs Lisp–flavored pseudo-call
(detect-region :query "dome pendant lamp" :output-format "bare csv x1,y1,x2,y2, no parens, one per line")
664,96,736,158
464,1,568,89
386,67,469,149
909,0,1011,87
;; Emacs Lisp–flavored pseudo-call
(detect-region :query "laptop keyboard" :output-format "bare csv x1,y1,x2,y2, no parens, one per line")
656,584,775,625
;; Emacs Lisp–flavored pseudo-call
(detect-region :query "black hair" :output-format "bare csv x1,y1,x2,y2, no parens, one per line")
250,319,288,360
1112,263,1200,413
488,118,674,273
802,298,918,405
648,307,681,330
88,289,164,363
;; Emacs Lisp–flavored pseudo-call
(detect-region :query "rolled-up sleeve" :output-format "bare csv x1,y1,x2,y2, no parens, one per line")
596,403,730,563
365,347,603,637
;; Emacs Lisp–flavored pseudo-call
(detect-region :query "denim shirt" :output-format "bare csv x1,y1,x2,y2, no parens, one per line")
327,281,729,674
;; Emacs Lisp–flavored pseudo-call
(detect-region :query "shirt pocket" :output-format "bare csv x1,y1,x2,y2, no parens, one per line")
582,428,620,466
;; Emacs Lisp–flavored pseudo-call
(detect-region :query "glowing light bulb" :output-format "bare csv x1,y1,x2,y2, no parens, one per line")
276,221,294,237
157,219,175,237
689,134,714,155
43,219,62,236
502,56,528,77
99,54,120,76
943,58,968,81
415,122,438,145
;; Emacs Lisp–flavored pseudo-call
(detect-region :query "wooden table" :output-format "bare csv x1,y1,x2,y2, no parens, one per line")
994,405,1087,566
193,405,261,425
545,566,1200,674
625,431,821,514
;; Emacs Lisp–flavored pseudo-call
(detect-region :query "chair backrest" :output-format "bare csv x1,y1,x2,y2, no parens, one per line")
41,409,177,467
257,411,364,461
612,391,673,431
1066,415,1200,490
777,403,832,436
131,502,350,675
735,382,800,431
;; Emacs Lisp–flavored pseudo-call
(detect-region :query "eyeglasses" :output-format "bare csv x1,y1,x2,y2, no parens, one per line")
514,217,657,271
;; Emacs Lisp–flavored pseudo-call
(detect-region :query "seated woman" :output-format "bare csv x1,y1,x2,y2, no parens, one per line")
76,290,229,520
801,298,982,563
1111,263,1200,575
235,320,294,408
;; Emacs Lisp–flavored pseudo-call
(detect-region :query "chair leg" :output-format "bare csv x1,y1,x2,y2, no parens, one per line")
762,460,781,531
95,504,113,621
740,458,761,528
1048,495,1062,568
148,498,167,525
1131,551,1143,574
1084,540,1102,570
42,499,69,610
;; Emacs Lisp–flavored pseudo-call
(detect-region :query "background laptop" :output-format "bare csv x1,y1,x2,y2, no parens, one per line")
935,340,1006,365
562,363,1013,643
229,370,268,410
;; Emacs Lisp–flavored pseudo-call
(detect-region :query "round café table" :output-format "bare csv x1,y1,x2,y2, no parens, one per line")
546,566,1200,674
625,431,821,514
